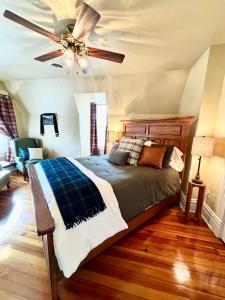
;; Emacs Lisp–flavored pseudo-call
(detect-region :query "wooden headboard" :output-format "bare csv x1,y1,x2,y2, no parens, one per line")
121,116,194,166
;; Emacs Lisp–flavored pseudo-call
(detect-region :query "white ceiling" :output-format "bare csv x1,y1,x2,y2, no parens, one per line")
0,0,225,80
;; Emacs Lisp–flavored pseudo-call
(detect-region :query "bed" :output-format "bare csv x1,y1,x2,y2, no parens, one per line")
29,116,193,300
77,155,180,222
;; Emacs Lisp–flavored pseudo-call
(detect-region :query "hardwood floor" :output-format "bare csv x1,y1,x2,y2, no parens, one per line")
0,174,225,300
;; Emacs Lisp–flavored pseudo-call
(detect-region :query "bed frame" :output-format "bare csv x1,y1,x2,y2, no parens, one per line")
29,116,194,300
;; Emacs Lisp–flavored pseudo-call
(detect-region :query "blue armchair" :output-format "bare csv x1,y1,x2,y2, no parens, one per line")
12,138,46,180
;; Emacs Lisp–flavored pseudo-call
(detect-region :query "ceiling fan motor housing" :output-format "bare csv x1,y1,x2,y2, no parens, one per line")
61,30,88,56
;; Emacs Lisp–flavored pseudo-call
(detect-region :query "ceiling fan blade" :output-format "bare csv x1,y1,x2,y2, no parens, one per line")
87,47,125,63
34,50,63,62
72,2,100,42
3,10,61,43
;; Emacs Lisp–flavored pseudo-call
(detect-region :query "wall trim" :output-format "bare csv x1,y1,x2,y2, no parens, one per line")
180,192,222,237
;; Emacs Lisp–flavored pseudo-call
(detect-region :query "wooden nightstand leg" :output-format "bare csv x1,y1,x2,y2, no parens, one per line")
185,183,193,220
195,186,206,223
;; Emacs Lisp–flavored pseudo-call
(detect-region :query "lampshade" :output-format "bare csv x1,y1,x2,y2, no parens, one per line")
191,136,214,157
108,131,120,143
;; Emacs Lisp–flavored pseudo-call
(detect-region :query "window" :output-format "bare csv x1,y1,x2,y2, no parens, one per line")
96,104,107,154
0,134,8,158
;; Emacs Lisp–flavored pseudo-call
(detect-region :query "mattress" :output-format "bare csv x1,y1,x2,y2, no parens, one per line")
77,156,181,221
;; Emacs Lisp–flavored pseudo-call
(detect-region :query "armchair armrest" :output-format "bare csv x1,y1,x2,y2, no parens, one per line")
43,153,48,159
43,149,48,160
15,156,24,164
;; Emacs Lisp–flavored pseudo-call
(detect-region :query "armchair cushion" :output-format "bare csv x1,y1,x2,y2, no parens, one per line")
25,159,43,172
25,159,41,166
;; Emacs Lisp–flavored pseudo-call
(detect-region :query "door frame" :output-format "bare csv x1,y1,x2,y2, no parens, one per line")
217,173,225,241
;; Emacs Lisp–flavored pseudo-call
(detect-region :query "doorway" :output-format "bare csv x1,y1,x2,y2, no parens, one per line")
74,92,107,157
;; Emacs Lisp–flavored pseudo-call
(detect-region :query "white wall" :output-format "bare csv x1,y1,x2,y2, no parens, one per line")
179,49,210,116
5,71,188,158
179,44,225,215
178,49,210,192
6,78,80,157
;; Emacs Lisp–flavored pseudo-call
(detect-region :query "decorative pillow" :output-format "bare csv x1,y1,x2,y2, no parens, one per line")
28,148,43,160
169,147,184,172
138,145,167,169
151,143,174,168
109,141,120,155
19,147,29,161
144,140,153,147
107,149,130,166
118,137,145,166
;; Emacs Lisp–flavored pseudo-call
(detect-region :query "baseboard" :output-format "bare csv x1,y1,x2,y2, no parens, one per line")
179,192,222,237
180,192,197,212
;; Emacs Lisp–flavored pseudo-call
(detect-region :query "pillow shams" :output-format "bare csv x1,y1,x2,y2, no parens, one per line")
118,137,145,166
107,149,130,166
169,147,184,172
138,146,167,169
144,140,153,147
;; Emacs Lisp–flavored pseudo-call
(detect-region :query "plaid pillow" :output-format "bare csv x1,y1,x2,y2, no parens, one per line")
118,137,145,166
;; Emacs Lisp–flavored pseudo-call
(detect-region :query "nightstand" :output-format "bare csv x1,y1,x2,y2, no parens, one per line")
185,181,206,222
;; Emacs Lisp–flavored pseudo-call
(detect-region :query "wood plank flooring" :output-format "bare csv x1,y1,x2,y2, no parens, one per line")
0,174,225,300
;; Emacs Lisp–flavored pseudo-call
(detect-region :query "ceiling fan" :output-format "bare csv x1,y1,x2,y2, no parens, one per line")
3,2,125,74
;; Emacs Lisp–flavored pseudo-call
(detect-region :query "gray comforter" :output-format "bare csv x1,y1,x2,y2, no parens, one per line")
77,156,180,221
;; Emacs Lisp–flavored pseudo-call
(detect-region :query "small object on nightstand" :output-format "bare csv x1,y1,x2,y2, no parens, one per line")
185,181,206,223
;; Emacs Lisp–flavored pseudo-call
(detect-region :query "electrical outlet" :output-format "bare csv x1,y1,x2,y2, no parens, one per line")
206,189,216,199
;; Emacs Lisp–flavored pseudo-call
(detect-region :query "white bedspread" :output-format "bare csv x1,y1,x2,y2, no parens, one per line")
35,157,128,278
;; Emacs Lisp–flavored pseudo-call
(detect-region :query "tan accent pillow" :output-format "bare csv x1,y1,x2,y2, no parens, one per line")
138,146,167,169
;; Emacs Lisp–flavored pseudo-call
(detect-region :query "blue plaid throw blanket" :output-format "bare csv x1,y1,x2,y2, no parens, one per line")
39,157,106,229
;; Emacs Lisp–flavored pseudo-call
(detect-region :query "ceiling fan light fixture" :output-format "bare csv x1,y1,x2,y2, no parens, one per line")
63,49,75,68
3,4,125,76
76,55,92,74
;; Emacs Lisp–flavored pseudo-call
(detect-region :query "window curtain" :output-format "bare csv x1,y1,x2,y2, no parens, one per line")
0,94,19,161
90,102,100,155
104,121,108,155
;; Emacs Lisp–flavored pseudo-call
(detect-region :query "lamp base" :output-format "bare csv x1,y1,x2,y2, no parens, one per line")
192,178,203,185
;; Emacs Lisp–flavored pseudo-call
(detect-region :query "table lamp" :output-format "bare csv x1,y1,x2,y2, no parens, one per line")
191,136,214,184
108,131,120,143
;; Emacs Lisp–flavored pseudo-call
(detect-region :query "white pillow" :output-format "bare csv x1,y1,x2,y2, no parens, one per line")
28,148,43,160
169,147,184,172
144,140,153,146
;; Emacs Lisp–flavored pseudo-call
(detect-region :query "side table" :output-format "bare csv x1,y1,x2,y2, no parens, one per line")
185,181,206,222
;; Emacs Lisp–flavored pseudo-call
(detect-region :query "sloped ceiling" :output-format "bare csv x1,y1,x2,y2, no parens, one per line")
1,0,225,81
